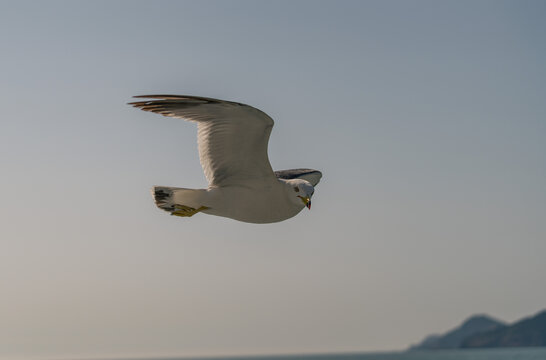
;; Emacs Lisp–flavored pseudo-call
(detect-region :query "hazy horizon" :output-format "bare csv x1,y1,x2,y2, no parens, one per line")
1,1,545,359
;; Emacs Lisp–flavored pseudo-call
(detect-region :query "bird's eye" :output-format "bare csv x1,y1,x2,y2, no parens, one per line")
294,187,300,192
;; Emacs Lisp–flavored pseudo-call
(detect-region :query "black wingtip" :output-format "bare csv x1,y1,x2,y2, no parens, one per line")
127,101,149,107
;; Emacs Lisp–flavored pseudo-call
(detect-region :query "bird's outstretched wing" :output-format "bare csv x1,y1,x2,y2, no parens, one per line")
275,168,322,187
129,95,276,187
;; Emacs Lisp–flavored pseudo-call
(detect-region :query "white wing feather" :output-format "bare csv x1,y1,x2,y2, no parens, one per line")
129,95,276,187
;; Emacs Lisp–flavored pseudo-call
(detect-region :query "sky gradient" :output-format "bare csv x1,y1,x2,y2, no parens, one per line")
1,1,546,359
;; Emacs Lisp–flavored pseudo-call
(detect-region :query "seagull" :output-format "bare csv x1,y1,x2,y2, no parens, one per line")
129,95,322,224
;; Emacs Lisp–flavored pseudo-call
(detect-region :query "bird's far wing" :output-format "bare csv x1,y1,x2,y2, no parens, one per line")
275,168,322,187
129,95,276,187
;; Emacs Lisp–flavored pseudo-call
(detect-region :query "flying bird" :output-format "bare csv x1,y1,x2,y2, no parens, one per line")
129,95,322,224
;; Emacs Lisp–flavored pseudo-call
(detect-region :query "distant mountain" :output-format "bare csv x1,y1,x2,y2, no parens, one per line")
409,315,506,350
462,310,546,348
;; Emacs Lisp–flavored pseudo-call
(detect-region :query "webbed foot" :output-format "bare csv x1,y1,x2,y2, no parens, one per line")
171,204,209,217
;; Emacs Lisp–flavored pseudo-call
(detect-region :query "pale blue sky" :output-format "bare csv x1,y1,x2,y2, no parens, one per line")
1,1,545,359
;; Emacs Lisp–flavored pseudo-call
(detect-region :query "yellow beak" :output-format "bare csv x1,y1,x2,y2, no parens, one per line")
298,196,311,209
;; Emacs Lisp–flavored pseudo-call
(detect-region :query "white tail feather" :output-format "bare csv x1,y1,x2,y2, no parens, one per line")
152,186,208,213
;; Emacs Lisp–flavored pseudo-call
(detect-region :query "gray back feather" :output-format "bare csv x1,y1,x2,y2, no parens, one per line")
275,168,322,187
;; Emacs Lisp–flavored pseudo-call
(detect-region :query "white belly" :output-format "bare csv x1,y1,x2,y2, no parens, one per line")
202,184,304,224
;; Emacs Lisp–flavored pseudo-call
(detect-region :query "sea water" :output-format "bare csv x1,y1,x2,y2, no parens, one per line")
143,347,546,360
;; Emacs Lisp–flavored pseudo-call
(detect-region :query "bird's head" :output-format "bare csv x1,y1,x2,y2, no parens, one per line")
286,179,315,210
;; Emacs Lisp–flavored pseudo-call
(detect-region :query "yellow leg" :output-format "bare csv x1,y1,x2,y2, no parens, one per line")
171,204,210,217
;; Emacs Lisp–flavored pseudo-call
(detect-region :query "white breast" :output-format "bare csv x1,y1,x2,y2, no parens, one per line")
202,181,304,224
